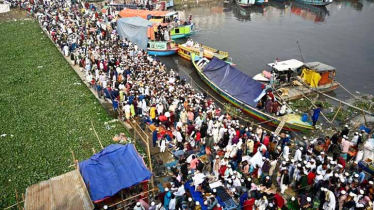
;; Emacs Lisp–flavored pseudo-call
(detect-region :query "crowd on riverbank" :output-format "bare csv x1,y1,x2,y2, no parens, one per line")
20,0,374,209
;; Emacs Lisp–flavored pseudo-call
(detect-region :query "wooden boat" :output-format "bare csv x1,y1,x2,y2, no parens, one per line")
170,24,197,39
236,0,255,7
178,43,229,61
253,59,340,101
191,53,314,132
294,0,333,6
119,9,197,39
147,40,179,56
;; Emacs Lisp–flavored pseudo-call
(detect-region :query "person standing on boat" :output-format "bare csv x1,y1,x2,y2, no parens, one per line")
312,104,322,127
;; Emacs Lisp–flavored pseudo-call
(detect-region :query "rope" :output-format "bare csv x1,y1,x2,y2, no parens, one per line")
337,82,359,99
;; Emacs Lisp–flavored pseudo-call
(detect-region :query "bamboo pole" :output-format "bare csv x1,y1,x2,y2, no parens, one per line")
361,108,368,127
146,135,155,192
331,102,342,122
91,121,104,149
108,189,157,208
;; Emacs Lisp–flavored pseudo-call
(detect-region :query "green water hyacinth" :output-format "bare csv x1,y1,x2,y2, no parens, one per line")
0,21,132,208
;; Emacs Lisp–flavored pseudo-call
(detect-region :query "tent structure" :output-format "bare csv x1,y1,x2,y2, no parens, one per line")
79,144,152,202
24,170,94,210
116,17,153,50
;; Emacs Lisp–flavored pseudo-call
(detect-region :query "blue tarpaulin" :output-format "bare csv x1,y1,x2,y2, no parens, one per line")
202,57,264,107
79,144,152,202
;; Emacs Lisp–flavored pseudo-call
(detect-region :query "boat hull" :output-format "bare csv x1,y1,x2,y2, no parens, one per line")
295,0,332,6
171,33,194,39
147,48,178,56
236,2,252,7
191,54,313,132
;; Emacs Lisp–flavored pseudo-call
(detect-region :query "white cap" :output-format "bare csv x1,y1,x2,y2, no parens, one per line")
151,202,155,206
204,201,208,205
369,181,374,185
216,155,219,158
291,197,295,201
349,192,356,197
345,124,348,127
360,190,364,194
195,201,200,206
321,187,326,191
341,190,346,195
345,172,350,176
354,174,359,178
356,203,364,208
103,205,108,210
303,136,307,140
136,202,141,206
247,178,252,181
317,171,321,175
321,151,325,155
300,147,303,151
188,197,193,202
217,204,221,207
307,197,311,202
165,188,169,191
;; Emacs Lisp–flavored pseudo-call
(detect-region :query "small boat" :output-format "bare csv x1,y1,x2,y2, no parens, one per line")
294,0,333,6
236,0,255,8
147,40,179,56
170,24,197,39
253,59,340,101
178,42,230,61
191,53,314,132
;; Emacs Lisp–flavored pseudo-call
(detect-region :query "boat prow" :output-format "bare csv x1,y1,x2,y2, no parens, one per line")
190,53,314,132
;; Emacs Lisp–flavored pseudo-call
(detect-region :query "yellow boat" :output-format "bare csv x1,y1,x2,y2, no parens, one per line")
178,44,229,61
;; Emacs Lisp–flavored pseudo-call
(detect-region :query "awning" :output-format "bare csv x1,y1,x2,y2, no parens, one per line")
305,62,336,72
119,8,171,19
25,170,94,210
268,59,304,72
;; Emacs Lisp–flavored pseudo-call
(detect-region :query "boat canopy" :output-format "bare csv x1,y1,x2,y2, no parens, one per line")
119,8,176,19
203,57,264,107
268,59,304,71
305,62,336,72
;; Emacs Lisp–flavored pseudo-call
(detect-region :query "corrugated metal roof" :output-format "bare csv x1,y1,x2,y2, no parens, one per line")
305,62,336,72
25,169,94,210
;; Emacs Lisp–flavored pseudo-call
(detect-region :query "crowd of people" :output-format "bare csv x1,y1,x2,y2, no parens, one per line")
22,0,374,209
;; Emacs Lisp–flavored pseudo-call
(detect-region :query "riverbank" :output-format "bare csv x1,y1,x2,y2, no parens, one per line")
0,18,129,208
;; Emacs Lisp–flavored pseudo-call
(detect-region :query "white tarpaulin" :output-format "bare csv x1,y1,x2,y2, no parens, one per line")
116,17,153,50
0,4,10,13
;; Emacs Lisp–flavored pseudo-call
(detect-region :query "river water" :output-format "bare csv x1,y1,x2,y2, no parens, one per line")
160,0,374,99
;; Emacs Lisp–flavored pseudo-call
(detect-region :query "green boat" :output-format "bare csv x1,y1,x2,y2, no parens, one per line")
170,24,196,39
191,53,314,132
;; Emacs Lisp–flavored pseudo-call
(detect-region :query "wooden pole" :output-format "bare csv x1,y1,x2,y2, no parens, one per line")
91,121,104,149
109,189,157,207
92,147,96,154
361,108,368,127
70,148,77,169
146,135,155,192
15,190,21,210
331,102,342,122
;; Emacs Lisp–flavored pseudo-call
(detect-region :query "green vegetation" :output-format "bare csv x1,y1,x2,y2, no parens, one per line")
0,20,127,208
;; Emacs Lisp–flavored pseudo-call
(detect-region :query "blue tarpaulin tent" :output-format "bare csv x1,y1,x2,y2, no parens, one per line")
79,144,152,202
116,17,153,50
202,57,264,107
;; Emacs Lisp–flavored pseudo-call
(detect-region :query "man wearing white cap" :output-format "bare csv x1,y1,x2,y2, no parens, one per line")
338,190,347,210
341,135,353,160
133,202,145,210
149,202,156,210
322,188,336,210
293,147,303,162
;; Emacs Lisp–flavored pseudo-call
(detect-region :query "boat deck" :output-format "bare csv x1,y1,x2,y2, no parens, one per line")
276,79,340,101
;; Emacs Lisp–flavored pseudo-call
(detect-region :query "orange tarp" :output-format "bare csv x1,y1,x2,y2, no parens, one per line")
318,71,333,85
119,8,169,19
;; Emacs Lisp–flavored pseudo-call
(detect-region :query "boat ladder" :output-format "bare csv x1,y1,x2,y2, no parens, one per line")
274,116,288,136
